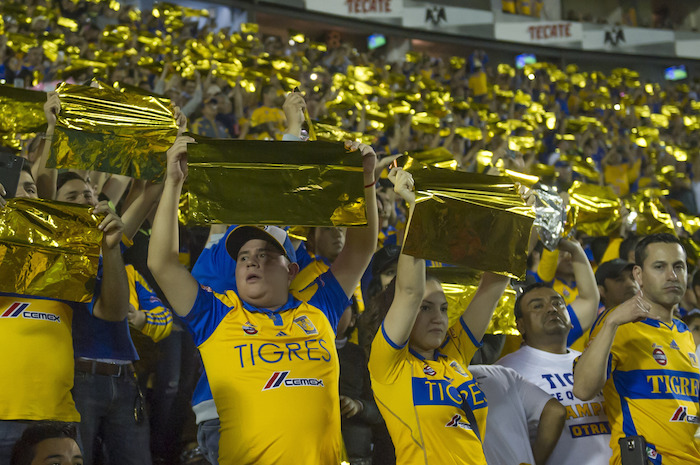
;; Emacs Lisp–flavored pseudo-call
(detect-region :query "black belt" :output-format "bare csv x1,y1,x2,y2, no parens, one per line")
75,359,135,377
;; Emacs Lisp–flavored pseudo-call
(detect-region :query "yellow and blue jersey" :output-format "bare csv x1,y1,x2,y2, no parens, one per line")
369,318,488,465
586,310,700,464
0,293,81,421
182,270,349,464
126,265,172,343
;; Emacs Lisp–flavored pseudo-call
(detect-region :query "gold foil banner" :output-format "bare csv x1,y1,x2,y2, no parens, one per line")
182,136,367,226
47,81,178,180
0,85,47,147
0,198,102,303
566,181,622,237
403,159,535,279
428,266,518,335
632,193,675,236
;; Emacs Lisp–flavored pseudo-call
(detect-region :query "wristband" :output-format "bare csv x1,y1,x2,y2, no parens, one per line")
364,180,376,188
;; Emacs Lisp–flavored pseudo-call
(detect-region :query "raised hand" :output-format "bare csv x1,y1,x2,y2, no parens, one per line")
345,140,377,185
166,135,195,185
388,167,416,207
44,91,61,128
94,200,125,250
608,291,653,327
283,91,306,137
174,106,187,136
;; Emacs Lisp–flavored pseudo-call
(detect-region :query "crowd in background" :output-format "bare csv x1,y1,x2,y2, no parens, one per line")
2,0,700,464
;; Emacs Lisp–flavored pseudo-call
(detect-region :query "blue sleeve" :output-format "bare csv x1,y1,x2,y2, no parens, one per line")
180,285,233,346
307,270,352,331
566,304,583,347
295,241,313,271
134,279,164,311
191,225,237,294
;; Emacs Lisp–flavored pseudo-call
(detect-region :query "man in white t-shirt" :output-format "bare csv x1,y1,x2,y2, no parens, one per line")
470,364,566,465
498,280,612,465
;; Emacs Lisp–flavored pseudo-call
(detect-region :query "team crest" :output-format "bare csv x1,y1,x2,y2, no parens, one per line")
423,365,437,376
652,347,667,366
689,352,699,368
294,315,318,335
445,414,472,431
671,340,680,350
450,360,468,376
242,321,258,335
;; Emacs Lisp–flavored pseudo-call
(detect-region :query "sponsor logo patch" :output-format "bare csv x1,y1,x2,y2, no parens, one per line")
0,302,60,323
262,371,324,391
652,347,667,366
670,340,680,350
242,321,258,335
423,365,436,376
670,406,700,424
445,414,472,431
275,331,288,337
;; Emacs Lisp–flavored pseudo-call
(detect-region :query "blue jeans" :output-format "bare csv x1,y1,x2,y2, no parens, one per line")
72,370,151,465
197,418,220,465
0,420,82,464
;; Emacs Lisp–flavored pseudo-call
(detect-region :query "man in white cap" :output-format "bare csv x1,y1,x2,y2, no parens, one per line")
148,134,378,465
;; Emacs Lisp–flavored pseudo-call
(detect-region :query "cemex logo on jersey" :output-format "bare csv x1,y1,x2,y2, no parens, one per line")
1,302,60,323
670,406,700,424
262,371,324,391
445,414,471,431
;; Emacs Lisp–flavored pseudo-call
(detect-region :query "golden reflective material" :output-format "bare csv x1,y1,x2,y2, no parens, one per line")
47,81,178,180
428,266,518,335
313,123,373,145
181,136,367,226
632,194,675,236
402,160,534,279
0,198,102,302
409,147,454,166
0,85,47,147
566,181,622,237
505,169,539,188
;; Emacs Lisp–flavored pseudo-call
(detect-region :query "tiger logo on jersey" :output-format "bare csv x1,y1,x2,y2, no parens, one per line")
689,352,699,368
294,315,318,335
449,360,468,377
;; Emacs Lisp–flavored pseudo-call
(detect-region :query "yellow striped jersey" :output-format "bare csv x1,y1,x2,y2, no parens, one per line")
586,310,700,464
369,318,488,465
126,265,172,343
182,270,349,465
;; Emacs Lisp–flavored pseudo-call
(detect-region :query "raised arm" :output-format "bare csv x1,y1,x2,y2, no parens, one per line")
560,239,600,333
378,168,425,345
330,140,379,298
147,135,199,317
461,272,510,342
533,399,567,465
92,201,130,321
573,293,651,400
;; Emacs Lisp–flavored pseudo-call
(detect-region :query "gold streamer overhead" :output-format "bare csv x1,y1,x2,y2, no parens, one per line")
428,266,519,335
0,198,102,302
402,159,535,279
47,81,178,180
566,181,622,237
181,136,367,226
0,85,47,148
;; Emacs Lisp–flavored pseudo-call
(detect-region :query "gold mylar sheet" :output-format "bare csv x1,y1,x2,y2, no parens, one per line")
566,181,623,237
47,81,177,180
402,159,535,279
0,85,47,148
0,198,102,303
181,136,367,226
428,266,518,335
631,193,675,236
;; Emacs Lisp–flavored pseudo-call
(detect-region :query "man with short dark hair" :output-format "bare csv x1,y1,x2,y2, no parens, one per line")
498,239,611,465
574,233,700,464
596,258,639,311
10,421,82,465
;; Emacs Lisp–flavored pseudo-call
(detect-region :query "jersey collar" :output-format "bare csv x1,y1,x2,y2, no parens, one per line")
240,294,301,314
409,347,448,361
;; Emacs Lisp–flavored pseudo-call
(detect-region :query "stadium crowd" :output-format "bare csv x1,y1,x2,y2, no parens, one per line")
2,0,700,464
